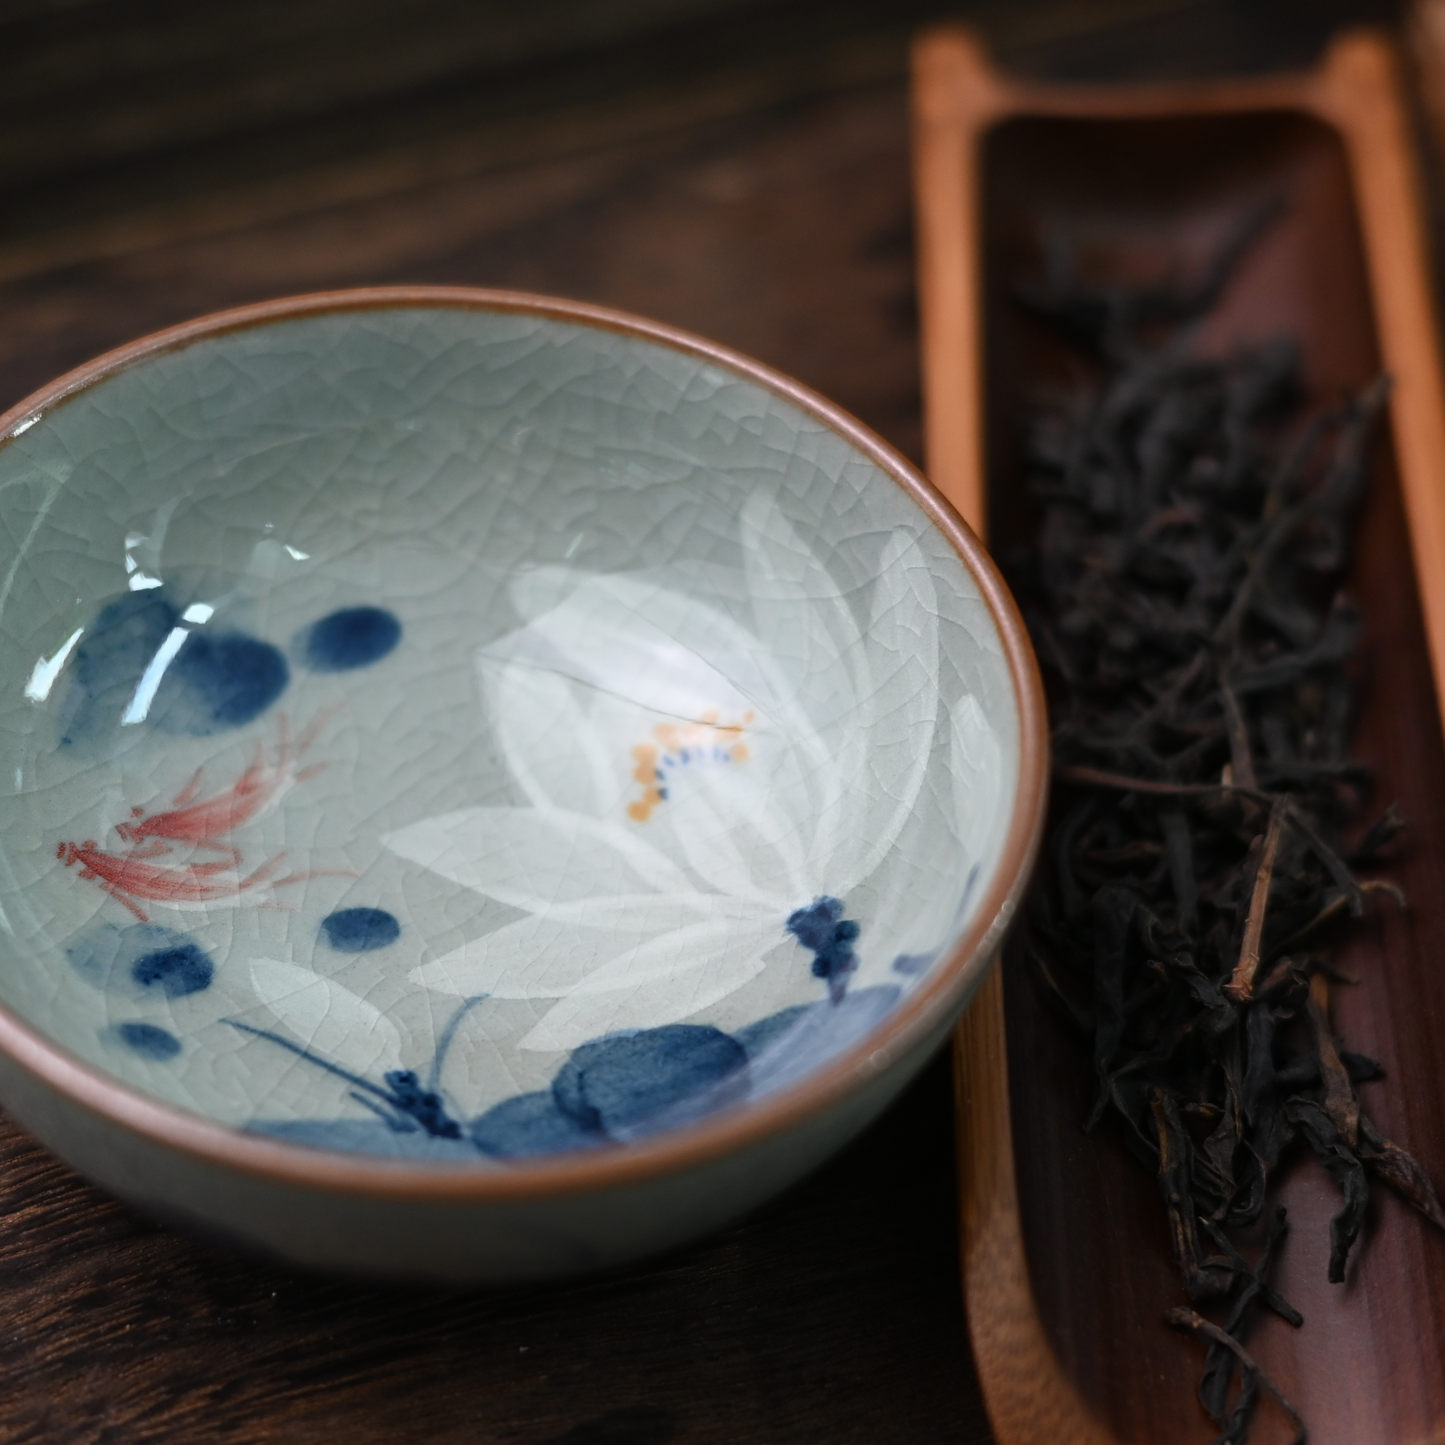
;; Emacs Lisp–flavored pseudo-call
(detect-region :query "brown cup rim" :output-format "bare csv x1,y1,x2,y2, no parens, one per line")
0,285,1049,1203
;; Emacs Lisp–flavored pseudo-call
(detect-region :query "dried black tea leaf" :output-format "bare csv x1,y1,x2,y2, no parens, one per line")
1012,217,1445,1442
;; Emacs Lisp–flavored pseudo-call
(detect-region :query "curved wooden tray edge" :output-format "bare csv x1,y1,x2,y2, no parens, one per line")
913,23,1445,1445
953,968,1115,1444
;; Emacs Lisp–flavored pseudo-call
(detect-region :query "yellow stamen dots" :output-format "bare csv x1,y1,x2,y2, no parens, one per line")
629,743,664,823
626,711,753,822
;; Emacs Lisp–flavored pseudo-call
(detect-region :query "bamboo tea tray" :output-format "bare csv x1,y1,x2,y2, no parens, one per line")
913,26,1445,1445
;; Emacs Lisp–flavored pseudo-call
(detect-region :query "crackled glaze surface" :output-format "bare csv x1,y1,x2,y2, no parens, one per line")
0,304,1018,1162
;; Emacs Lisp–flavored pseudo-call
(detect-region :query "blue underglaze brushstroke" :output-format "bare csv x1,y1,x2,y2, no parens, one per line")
890,951,933,977
742,986,902,1096
68,923,215,999
427,994,490,1094
469,1092,606,1159
225,1020,462,1138
786,895,860,1001
236,988,905,1162
156,631,288,735
247,1120,477,1159
110,1022,181,1060
131,941,213,997
298,607,401,672
553,1024,747,1136
59,592,175,745
473,1024,750,1158
58,589,287,744
732,1005,811,1059
320,907,400,953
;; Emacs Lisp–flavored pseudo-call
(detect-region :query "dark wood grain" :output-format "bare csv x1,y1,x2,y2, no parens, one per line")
0,74,986,1445
0,1054,981,1444
0,86,926,467
0,0,1404,282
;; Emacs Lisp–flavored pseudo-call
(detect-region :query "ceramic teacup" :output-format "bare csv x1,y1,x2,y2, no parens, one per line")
0,289,1046,1280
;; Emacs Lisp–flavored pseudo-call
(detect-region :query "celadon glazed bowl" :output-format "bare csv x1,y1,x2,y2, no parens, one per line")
0,288,1046,1281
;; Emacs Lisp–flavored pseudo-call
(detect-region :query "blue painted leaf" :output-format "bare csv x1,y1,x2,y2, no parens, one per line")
552,1024,747,1135
743,986,901,1095
469,1091,606,1158
732,1005,810,1059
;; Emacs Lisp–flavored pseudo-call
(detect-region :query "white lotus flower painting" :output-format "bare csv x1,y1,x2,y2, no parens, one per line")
38,477,1009,1163
381,491,990,1069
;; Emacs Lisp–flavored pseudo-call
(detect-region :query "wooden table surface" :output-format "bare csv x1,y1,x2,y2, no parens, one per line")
0,2,1411,1440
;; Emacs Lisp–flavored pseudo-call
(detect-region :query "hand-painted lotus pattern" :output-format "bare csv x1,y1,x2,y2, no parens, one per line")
383,493,948,1052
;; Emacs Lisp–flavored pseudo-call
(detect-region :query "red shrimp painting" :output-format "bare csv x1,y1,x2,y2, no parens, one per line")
57,708,350,921
113,708,337,863
55,843,317,923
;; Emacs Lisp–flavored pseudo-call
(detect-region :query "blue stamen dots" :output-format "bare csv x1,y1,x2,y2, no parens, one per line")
381,1070,461,1139
786,895,861,1002
321,907,400,953
300,607,401,672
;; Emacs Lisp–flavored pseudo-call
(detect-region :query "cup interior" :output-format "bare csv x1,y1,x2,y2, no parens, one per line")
0,299,1020,1163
